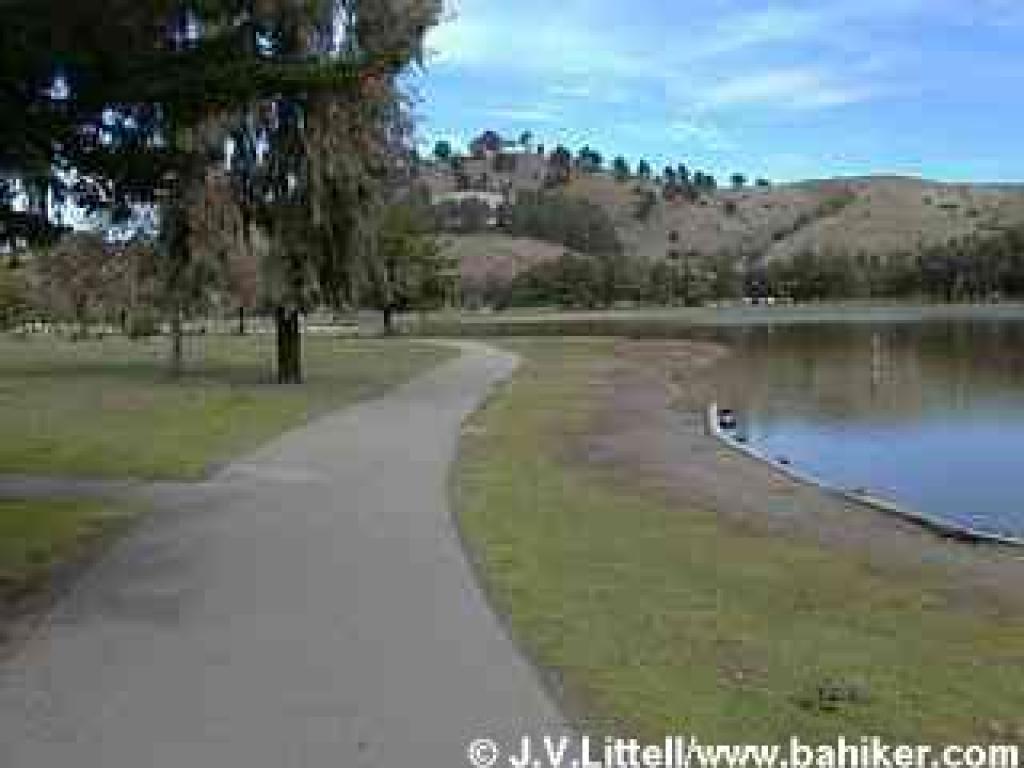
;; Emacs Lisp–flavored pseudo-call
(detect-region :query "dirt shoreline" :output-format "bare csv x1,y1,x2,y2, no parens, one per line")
580,339,1024,618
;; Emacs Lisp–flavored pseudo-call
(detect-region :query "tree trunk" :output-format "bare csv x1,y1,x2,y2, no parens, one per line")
275,306,303,384
169,306,183,377
237,306,246,336
74,299,89,341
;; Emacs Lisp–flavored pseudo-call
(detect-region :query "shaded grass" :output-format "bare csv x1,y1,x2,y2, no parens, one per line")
0,334,453,479
455,339,1024,743
0,498,134,606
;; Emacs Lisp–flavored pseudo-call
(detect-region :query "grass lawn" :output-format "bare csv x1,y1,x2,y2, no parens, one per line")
0,498,135,608
455,339,1024,744
0,334,454,479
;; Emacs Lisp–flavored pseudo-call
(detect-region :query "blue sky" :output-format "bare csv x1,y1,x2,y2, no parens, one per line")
411,0,1024,182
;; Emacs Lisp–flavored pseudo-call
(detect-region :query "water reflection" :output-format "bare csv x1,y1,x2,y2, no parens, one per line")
712,320,1024,538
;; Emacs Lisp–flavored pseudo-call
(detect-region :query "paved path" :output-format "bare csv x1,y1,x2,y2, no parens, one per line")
0,342,569,767
0,475,147,501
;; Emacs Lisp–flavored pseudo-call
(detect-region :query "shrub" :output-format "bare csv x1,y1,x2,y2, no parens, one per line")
503,191,622,257
494,250,637,310
633,188,658,221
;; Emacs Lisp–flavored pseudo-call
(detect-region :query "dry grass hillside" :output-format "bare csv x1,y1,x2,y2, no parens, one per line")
565,173,1024,265
764,177,1024,261
420,151,1024,287
438,234,569,283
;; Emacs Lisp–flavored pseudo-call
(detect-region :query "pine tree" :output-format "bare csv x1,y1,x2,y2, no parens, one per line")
612,156,630,182
1,0,441,381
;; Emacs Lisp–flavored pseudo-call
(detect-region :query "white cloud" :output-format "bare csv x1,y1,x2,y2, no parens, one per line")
702,70,872,110
690,7,824,58
423,0,1006,132
485,106,560,123
547,83,594,99
666,119,737,152
425,4,648,79
546,80,633,106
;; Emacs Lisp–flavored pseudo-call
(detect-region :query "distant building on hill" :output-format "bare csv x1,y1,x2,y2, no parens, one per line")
469,130,504,159
432,191,506,229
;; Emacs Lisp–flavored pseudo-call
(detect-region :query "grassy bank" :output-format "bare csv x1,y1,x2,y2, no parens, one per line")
0,334,453,479
0,498,135,611
455,339,1024,743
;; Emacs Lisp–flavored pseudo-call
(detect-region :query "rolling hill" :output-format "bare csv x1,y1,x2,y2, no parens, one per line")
421,148,1024,295
439,234,571,285
564,173,1024,266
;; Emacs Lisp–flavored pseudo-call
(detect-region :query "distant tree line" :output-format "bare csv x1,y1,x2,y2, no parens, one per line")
369,200,459,332
475,251,635,310
500,191,622,255
466,247,749,311
428,129,770,199
457,224,1024,312
749,226,1024,302
429,188,622,256
0,191,453,340
1,227,252,338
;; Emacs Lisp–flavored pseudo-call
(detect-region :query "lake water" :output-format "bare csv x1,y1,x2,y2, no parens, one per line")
713,318,1024,539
